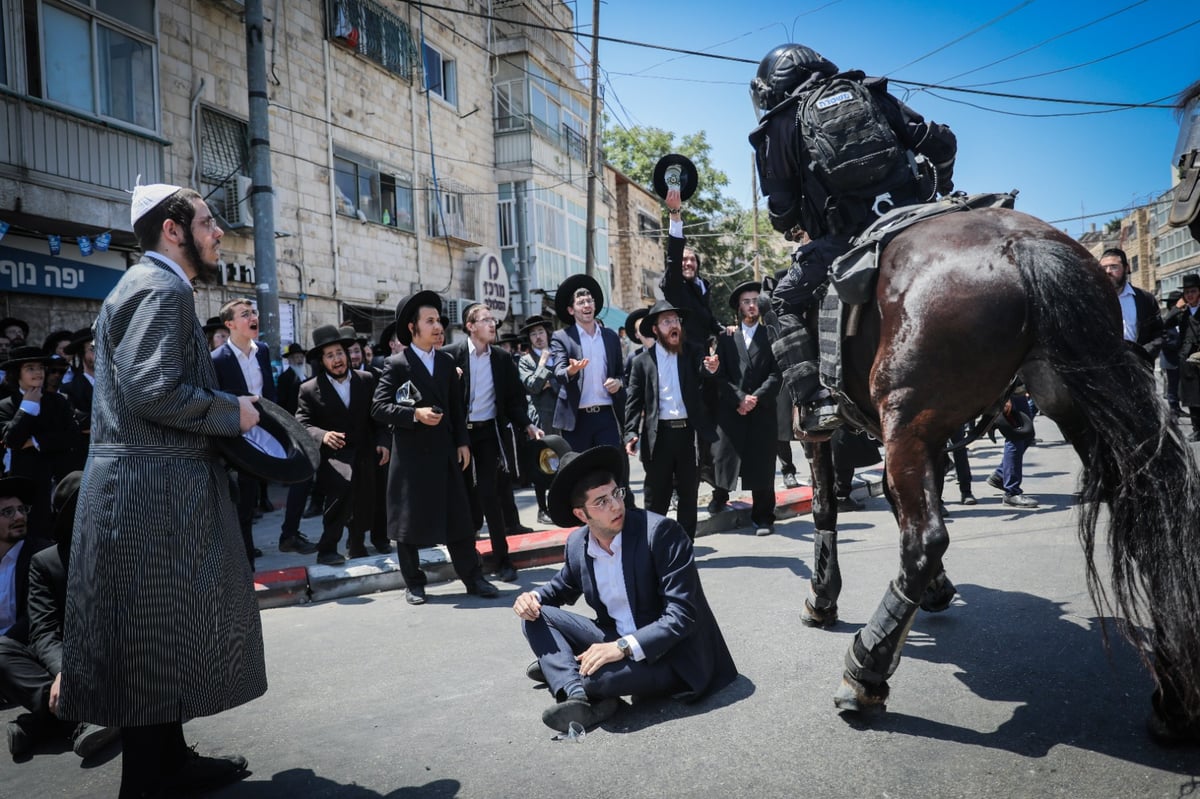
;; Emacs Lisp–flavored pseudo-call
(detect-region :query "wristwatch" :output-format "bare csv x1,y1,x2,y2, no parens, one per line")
617,637,632,659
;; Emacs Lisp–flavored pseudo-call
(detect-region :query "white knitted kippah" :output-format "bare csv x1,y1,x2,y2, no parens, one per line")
130,177,184,226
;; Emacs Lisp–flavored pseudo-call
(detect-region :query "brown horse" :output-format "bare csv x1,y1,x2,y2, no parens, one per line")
800,206,1200,742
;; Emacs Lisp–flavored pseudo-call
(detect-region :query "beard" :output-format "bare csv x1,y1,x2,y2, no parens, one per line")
325,362,349,380
183,229,221,284
659,329,683,354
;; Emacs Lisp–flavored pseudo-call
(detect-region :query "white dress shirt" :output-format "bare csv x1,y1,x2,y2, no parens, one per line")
1117,281,1138,342
0,539,25,637
585,532,646,661
410,344,437,375
576,323,611,408
230,340,265,397
327,371,352,408
144,250,192,287
654,345,687,420
467,344,497,421
741,321,759,349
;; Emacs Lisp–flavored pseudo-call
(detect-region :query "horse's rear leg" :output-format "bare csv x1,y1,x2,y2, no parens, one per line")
835,433,949,714
801,439,841,627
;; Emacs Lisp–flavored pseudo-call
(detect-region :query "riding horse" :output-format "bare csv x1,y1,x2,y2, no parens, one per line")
799,206,1200,742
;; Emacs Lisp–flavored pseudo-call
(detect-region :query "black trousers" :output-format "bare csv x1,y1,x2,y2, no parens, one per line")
281,477,312,540
395,540,483,588
643,423,699,539
465,421,514,566
235,470,258,564
0,636,54,721
119,720,187,799
317,459,375,554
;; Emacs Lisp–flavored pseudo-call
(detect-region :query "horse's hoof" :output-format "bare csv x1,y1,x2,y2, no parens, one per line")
920,573,957,613
800,598,839,628
834,676,888,715
1146,708,1200,746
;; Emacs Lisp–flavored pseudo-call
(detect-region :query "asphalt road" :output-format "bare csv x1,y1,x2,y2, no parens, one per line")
5,423,1199,798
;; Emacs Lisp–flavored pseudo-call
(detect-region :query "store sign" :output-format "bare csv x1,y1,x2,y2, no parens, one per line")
223,260,257,285
473,250,509,321
0,236,126,300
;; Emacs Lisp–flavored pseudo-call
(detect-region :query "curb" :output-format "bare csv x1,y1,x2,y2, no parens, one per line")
253,477,881,609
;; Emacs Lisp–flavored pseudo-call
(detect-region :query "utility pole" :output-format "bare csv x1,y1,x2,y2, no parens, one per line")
584,0,601,279
751,152,761,281
245,0,281,363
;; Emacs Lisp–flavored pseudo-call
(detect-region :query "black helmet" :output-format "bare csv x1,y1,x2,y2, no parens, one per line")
750,43,839,111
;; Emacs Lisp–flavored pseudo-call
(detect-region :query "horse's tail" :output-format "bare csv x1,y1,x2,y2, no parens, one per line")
1014,227,1200,722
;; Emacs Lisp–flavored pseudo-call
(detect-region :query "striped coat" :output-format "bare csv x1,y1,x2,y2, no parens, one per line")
60,256,267,727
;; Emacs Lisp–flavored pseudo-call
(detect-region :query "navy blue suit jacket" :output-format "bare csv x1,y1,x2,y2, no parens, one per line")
534,509,737,701
211,341,277,402
550,324,626,432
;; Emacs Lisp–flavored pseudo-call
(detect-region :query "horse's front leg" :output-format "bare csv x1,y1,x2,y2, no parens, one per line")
834,432,948,714
801,438,841,627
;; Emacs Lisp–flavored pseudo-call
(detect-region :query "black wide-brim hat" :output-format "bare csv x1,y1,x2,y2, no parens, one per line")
395,291,443,346
993,409,1035,441
520,314,553,336
64,327,94,356
51,470,83,550
554,274,604,326
640,299,685,338
283,342,306,357
652,153,698,202
0,317,30,338
377,322,397,352
1182,273,1200,290
546,445,627,529
214,397,320,485
0,475,38,504
1,345,54,373
520,434,573,493
306,324,356,364
624,308,649,337
728,280,763,311
202,316,227,334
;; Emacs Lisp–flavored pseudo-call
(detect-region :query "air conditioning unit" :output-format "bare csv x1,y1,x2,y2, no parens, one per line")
443,297,480,329
214,175,254,230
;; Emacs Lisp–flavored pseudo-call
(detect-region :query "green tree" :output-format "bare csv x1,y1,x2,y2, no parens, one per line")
603,122,750,323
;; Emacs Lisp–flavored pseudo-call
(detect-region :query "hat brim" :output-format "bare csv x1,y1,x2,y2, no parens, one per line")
993,410,1035,441
652,154,699,202
520,434,573,492
0,354,54,372
728,281,763,311
519,318,552,336
0,475,38,505
641,304,686,339
214,397,320,485
395,291,443,346
554,275,604,326
546,445,627,529
624,309,649,337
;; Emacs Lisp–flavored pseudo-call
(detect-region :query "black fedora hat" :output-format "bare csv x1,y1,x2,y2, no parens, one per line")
0,317,29,338
640,299,685,338
1,345,54,373
42,329,74,356
306,324,356,364
546,445,627,529
521,434,573,493
728,280,763,311
652,153,699,202
520,314,553,336
0,474,37,504
554,274,604,326
1183,273,1200,290
51,470,83,552
377,321,397,352
213,397,320,485
202,316,228,334
993,408,1035,441
624,307,650,338
64,327,94,356
394,291,443,346
283,342,306,357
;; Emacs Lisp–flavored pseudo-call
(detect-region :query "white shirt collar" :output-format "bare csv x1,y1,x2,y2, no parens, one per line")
144,250,192,286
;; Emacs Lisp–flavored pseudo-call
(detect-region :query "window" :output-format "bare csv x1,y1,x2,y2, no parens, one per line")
327,0,418,81
427,182,466,238
335,149,414,231
422,42,457,106
40,0,157,131
637,211,660,237
495,79,526,132
1,8,7,85
498,198,516,247
199,108,250,227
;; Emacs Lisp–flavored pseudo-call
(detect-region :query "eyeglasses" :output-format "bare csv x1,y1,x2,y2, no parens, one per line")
236,309,258,319
0,504,32,519
194,215,220,231
472,317,497,326
579,486,627,512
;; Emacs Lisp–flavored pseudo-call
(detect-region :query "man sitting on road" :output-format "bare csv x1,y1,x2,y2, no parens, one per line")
512,446,738,732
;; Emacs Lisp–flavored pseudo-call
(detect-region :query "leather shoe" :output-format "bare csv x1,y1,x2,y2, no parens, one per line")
160,750,248,794
494,563,519,583
346,544,369,559
7,716,34,758
754,524,774,537
71,723,119,759
960,493,977,506
372,539,393,554
279,533,318,554
526,660,546,683
541,696,619,732
251,547,263,559
536,509,555,526
466,577,500,598
836,495,864,513
782,471,800,489
316,550,346,566
405,586,426,605
1003,493,1039,508
706,491,728,515
507,523,535,534
986,473,1004,491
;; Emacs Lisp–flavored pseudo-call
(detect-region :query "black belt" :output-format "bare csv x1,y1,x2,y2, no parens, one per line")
659,419,690,429
466,419,496,430
579,405,608,414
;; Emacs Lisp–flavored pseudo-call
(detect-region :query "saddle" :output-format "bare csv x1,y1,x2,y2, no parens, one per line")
818,191,1018,433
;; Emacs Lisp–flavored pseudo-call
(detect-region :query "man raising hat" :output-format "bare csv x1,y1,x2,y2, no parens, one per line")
60,181,265,797
512,445,738,732
623,301,720,539
372,292,500,604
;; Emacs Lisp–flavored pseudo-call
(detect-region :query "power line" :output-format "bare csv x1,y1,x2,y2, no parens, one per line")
922,88,1177,118
883,0,1036,77
891,81,1178,109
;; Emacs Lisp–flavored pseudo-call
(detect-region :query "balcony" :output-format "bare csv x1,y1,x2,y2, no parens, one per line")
0,89,165,199
495,118,589,175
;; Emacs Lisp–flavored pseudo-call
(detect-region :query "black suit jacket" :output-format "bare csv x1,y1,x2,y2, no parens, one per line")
550,324,627,432
61,372,94,431
712,324,782,490
0,536,53,645
662,233,724,348
275,367,307,415
535,509,737,701
1129,286,1165,364
211,340,277,402
624,342,718,463
295,369,383,492
27,541,66,675
443,339,532,433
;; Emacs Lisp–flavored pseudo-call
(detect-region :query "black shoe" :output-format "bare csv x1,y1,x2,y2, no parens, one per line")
405,586,426,605
258,498,276,513
961,493,977,506
536,510,555,526
706,491,728,515
541,696,620,732
466,577,499,598
347,544,369,559
251,547,264,559
1003,493,1039,508
754,524,774,537
302,501,322,519
782,471,800,489
836,495,864,512
508,523,535,534
7,715,34,758
278,534,318,554
526,660,546,683
986,473,1004,491
494,563,519,583
316,550,346,566
372,539,393,555
71,723,119,759
161,749,249,795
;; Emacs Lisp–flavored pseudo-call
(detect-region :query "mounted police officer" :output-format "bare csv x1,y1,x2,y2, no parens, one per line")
749,44,958,435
